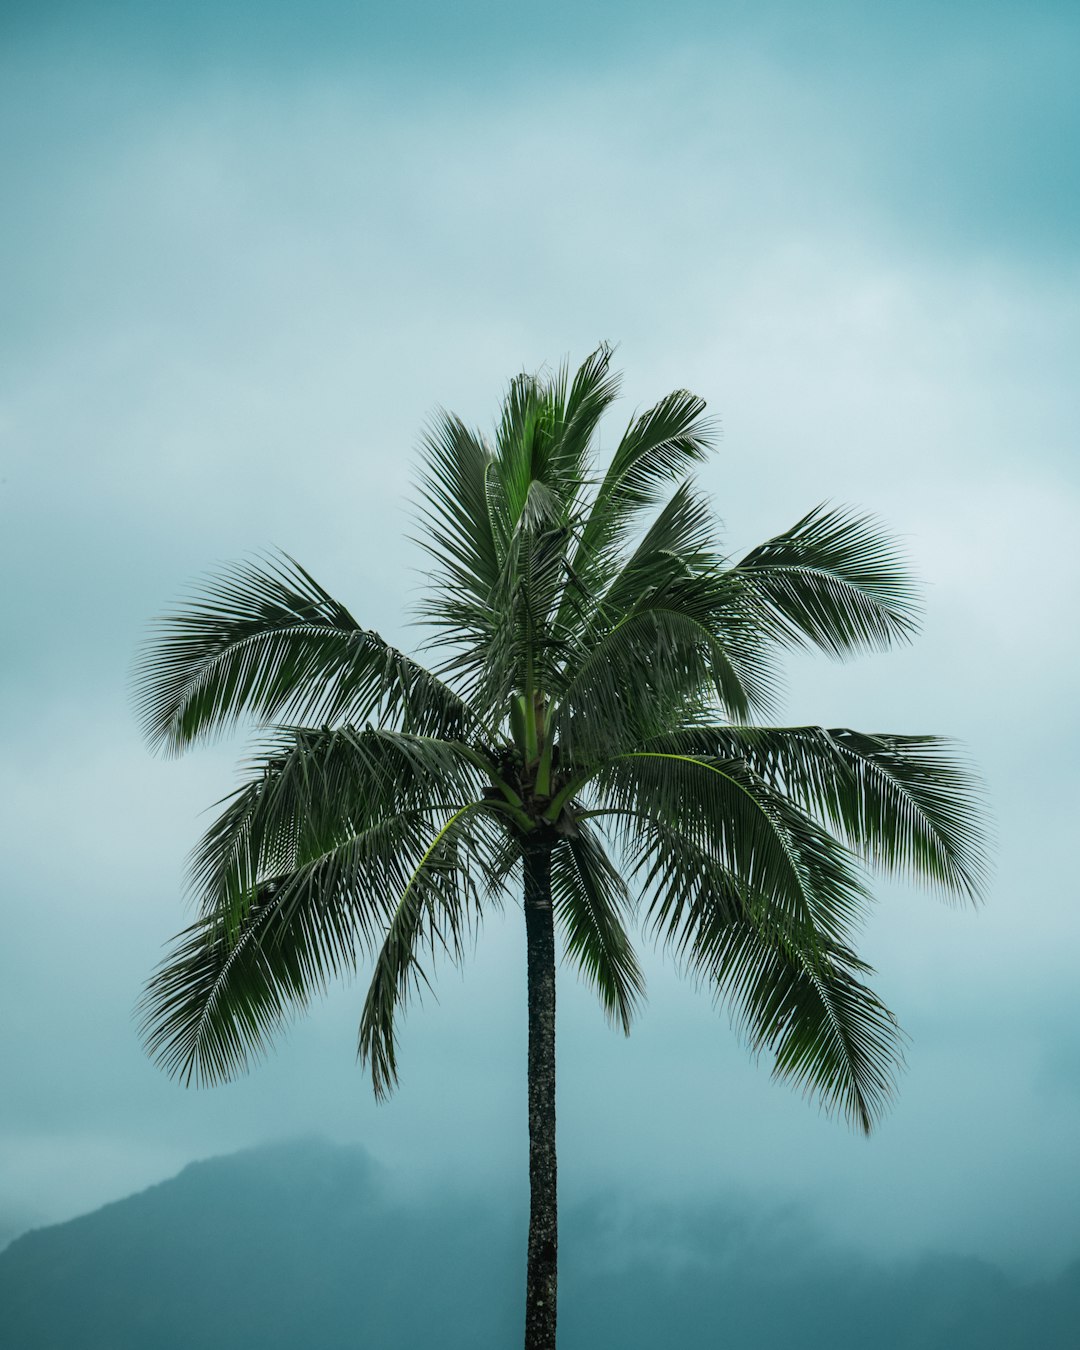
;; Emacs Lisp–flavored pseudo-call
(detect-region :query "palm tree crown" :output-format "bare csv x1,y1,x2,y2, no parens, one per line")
136,347,987,1349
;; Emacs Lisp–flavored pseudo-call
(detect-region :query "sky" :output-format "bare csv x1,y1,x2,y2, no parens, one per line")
2,0,1079,1277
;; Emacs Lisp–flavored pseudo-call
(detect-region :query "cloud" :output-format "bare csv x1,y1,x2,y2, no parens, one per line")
5,1139,1080,1347
1,2,1077,1280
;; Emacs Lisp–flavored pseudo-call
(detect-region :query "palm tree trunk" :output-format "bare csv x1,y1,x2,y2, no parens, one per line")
523,845,557,1350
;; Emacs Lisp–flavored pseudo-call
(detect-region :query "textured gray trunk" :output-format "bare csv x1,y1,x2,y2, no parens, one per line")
523,846,557,1350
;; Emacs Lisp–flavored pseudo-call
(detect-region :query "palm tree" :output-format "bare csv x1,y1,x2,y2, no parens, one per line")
136,346,987,1350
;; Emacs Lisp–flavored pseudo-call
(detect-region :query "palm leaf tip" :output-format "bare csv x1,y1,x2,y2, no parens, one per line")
735,504,922,658
551,828,644,1034
133,552,472,754
769,959,906,1135
709,924,906,1135
670,724,992,905
356,802,498,1099
137,918,266,1089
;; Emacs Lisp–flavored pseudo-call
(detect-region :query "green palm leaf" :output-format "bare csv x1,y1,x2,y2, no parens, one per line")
145,799,500,1089
187,726,487,932
141,853,372,1087
650,724,988,900
699,918,903,1134
136,553,475,753
620,813,900,1132
415,411,505,626
733,504,920,655
598,750,870,945
550,824,644,1033
358,804,501,1098
571,387,715,576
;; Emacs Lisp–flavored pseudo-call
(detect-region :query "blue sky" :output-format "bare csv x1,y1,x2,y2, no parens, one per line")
2,0,1078,1274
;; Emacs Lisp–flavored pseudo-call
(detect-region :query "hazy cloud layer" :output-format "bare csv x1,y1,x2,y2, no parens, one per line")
4,1140,1080,1348
2,1,1078,1276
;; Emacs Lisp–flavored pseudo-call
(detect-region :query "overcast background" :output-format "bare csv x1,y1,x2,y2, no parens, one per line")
2,0,1078,1280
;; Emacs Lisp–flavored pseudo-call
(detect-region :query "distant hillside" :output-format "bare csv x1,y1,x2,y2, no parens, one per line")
2,1139,1077,1349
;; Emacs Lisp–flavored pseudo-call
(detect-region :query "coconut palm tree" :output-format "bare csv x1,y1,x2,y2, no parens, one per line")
136,346,987,1350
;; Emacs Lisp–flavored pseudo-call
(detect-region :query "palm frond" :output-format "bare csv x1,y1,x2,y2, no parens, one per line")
135,554,476,753
441,519,573,722
732,505,920,656
698,918,903,1133
550,824,644,1033
417,360,615,714
649,724,989,901
597,750,870,945
187,725,488,932
551,485,775,754
552,344,623,498
140,861,370,1087
493,371,548,524
142,795,500,1088
414,411,504,623
615,812,901,1132
488,348,619,525
599,481,720,611
572,388,715,574
553,608,751,762
358,804,501,1098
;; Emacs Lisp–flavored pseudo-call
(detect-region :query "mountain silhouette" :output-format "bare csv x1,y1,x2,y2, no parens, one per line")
2,1138,1077,1348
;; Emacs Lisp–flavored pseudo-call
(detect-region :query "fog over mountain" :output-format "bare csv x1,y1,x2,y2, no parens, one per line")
3,1140,1077,1349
